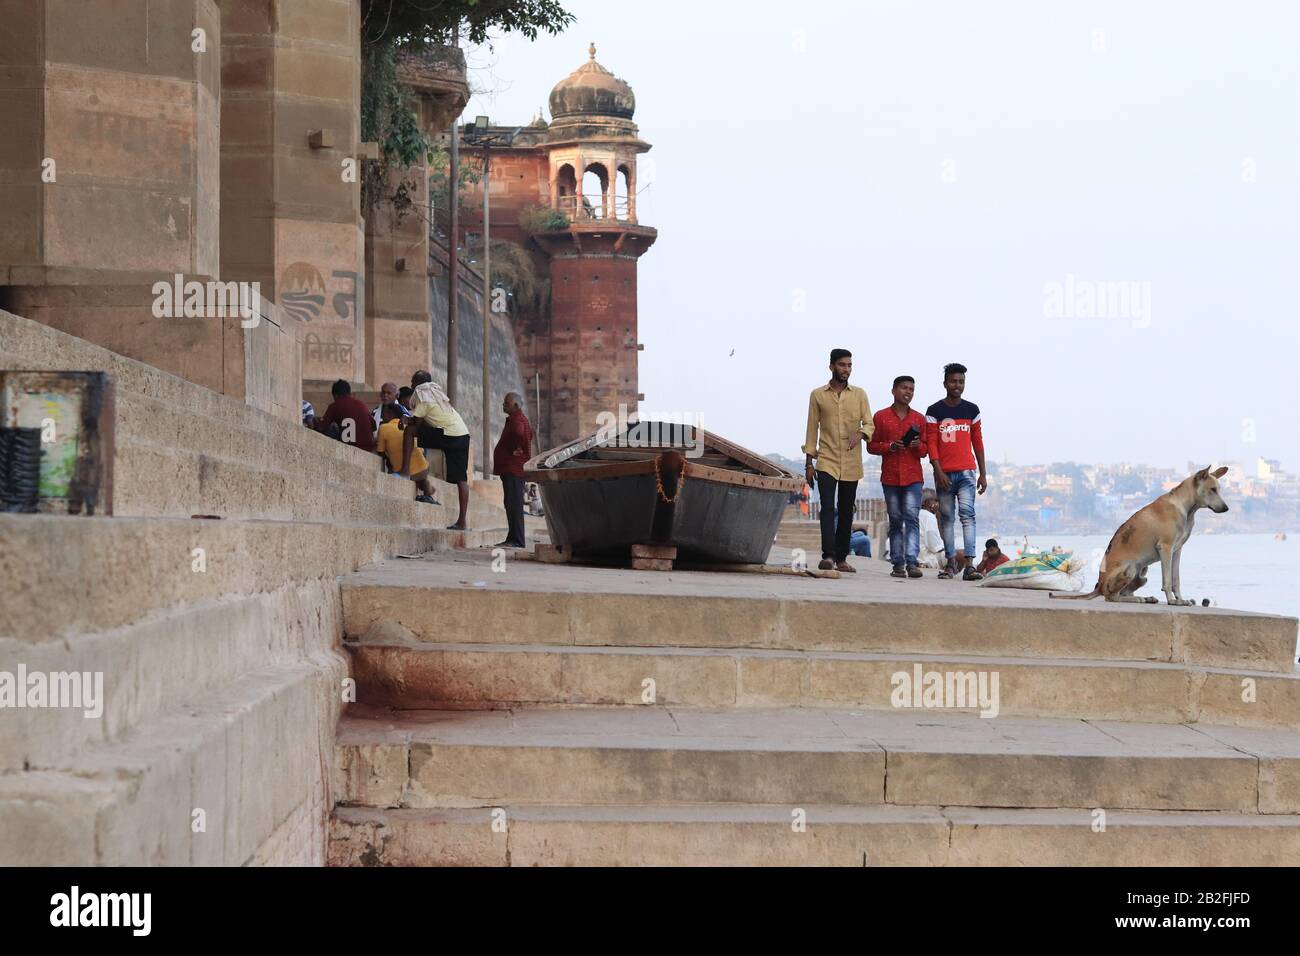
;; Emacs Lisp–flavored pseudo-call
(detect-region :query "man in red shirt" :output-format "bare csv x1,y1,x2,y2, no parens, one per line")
315,379,375,452
925,362,987,580
492,392,534,548
867,375,929,578
975,538,1010,575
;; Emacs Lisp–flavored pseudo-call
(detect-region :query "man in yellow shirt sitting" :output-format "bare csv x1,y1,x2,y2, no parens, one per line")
376,404,438,504
401,370,472,530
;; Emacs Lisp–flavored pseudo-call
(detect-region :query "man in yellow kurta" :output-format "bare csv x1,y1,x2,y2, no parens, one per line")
803,348,874,572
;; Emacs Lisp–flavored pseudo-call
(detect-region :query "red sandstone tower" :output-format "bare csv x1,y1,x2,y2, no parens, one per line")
458,44,656,450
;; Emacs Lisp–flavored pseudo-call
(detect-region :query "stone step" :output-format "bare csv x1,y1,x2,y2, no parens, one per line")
343,642,1300,729
339,557,1298,674
116,435,504,528
119,387,501,518
1,310,508,528
0,515,506,774
0,514,503,645
0,660,333,866
328,803,1300,866
333,707,1300,813
115,389,407,501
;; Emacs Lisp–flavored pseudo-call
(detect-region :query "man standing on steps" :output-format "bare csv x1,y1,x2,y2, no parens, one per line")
925,362,987,580
803,348,874,573
401,371,472,531
868,375,928,579
492,392,534,549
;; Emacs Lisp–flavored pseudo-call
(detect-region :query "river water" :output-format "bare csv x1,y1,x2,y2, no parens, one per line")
991,532,1298,657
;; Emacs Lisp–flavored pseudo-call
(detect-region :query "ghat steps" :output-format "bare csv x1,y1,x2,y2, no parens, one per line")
328,551,1299,866
0,310,509,865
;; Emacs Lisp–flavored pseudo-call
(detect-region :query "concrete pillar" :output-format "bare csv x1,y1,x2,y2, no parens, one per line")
574,152,583,219
0,1,305,422
0,0,222,281
363,159,431,389
361,47,466,391
218,0,364,388
628,163,637,223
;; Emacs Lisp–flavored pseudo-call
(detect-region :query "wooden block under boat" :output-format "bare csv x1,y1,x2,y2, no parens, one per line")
630,557,674,572
534,543,572,564
630,543,677,560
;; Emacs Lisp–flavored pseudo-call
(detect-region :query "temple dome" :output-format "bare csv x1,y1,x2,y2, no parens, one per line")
548,43,635,120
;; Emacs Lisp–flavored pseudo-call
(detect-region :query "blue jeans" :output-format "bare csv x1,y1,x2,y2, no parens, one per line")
882,482,922,567
849,530,871,557
937,469,978,559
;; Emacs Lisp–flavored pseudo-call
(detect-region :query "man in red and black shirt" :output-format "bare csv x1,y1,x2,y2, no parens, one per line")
925,363,987,580
316,379,376,452
867,375,928,578
492,392,534,549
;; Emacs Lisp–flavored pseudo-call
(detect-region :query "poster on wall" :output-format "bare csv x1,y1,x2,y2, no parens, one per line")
0,371,114,515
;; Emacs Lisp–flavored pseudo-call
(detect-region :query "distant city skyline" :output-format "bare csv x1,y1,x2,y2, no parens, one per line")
766,449,1296,477
464,0,1300,465
767,448,1300,534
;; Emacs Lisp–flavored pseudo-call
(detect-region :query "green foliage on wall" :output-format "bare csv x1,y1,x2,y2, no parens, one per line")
358,0,574,215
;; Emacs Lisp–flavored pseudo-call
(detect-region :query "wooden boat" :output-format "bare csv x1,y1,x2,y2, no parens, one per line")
523,420,801,565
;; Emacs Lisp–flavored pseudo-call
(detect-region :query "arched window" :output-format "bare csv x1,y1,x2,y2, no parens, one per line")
582,162,610,220
554,163,577,217
616,164,633,221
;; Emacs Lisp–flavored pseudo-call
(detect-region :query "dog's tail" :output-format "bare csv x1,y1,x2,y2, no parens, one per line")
1050,581,1102,600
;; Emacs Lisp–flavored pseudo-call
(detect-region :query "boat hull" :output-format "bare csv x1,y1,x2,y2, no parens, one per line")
526,424,801,565
534,460,791,565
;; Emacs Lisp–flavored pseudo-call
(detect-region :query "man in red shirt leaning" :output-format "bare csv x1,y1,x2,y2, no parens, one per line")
493,392,534,549
975,538,1009,575
867,375,929,579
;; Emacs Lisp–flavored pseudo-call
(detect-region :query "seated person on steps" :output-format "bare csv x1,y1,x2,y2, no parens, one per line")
376,403,438,504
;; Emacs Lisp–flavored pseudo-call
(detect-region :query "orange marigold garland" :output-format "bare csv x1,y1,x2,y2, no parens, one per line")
653,454,686,504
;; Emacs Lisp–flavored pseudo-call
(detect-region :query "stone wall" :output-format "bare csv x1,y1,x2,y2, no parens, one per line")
364,166,432,392
220,0,366,387
0,308,510,865
0,0,318,424
428,246,529,459
545,250,642,447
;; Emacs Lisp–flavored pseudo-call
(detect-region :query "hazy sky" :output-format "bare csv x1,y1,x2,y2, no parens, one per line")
465,0,1300,470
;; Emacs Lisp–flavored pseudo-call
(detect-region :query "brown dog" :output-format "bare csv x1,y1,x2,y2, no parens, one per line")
1051,466,1229,605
